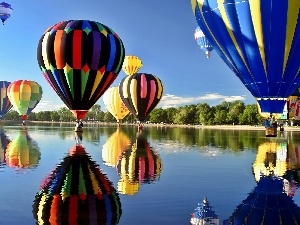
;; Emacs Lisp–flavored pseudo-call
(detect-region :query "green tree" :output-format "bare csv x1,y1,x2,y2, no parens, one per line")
4,110,20,120
149,108,167,123
239,104,260,125
50,111,60,121
227,100,245,125
197,103,214,125
103,111,115,122
58,107,73,122
164,107,177,124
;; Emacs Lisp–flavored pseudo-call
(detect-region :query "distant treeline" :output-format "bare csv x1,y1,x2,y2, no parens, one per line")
2,100,272,126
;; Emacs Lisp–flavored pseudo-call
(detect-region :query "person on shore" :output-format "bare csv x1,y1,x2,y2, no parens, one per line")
263,118,270,128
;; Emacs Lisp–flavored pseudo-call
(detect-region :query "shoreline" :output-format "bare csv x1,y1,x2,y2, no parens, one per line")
23,121,300,131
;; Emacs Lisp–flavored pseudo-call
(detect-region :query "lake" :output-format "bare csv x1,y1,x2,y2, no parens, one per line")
1,123,300,225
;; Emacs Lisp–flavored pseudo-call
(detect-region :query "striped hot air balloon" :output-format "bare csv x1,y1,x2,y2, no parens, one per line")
191,0,300,114
37,20,125,120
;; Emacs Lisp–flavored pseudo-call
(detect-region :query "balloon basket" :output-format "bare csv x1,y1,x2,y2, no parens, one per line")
74,127,83,132
265,127,277,137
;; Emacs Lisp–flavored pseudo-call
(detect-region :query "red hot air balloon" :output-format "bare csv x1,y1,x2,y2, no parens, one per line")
37,20,125,120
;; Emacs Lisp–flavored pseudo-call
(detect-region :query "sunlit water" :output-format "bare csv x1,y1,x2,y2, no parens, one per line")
1,123,300,225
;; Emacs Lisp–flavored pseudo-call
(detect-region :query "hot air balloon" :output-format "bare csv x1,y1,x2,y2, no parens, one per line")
0,2,12,25
0,81,12,119
191,0,300,114
118,73,164,123
7,80,43,121
116,132,162,195
103,86,130,124
224,176,300,225
194,26,214,58
5,130,40,170
37,20,125,122
33,144,122,225
121,55,143,76
102,127,131,167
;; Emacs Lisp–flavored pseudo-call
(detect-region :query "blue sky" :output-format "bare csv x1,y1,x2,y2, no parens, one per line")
0,0,255,112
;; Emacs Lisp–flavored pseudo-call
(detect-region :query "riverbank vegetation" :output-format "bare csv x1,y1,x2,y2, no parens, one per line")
2,100,269,126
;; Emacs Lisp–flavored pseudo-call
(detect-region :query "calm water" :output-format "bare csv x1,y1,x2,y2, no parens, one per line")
1,123,300,225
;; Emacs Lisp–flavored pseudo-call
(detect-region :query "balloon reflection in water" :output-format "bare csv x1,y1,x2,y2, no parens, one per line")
252,141,287,182
33,144,122,225
116,132,162,195
0,128,10,166
252,139,300,196
5,130,40,169
190,197,219,225
224,176,300,225
102,128,131,167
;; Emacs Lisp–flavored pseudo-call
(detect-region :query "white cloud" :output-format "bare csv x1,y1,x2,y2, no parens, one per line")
157,93,246,109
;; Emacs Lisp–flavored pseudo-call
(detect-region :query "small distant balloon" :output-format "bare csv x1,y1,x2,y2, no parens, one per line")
0,2,13,25
194,26,213,58
7,80,43,120
122,55,143,76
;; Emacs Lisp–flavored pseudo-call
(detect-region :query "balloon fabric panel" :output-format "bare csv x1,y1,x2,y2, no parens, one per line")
192,0,300,113
37,20,125,112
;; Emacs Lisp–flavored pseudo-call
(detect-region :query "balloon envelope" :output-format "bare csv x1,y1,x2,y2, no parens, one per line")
0,2,12,25
7,80,43,120
191,0,300,113
37,20,125,120
102,86,130,122
194,26,214,58
118,73,164,122
122,55,143,76
33,144,122,225
0,81,12,118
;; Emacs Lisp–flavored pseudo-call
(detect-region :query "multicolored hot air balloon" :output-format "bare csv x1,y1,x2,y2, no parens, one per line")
116,132,162,195
194,26,214,58
102,127,131,167
0,81,12,118
7,80,43,121
103,86,130,123
122,55,143,76
5,130,40,169
118,73,164,122
191,0,300,114
37,20,125,121
0,2,12,25
33,144,122,225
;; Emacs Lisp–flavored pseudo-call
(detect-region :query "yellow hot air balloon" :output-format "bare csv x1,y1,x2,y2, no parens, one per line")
102,127,131,167
103,86,130,123
122,55,143,76
252,141,287,182
117,176,140,195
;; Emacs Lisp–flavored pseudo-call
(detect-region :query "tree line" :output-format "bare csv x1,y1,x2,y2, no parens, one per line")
2,100,268,126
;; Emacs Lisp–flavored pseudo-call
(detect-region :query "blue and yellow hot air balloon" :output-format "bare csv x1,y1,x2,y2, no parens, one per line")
194,26,214,58
0,81,12,119
191,0,300,114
